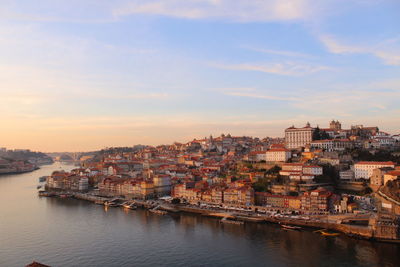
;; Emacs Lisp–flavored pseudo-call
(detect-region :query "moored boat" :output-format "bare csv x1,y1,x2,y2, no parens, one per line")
104,201,119,207
122,202,137,209
95,200,105,205
281,224,302,230
149,209,167,215
314,229,340,236
220,217,244,225
320,230,340,236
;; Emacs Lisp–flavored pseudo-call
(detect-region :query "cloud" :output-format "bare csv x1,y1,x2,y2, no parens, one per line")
219,88,296,101
112,0,314,22
243,46,311,58
319,35,400,66
214,62,331,76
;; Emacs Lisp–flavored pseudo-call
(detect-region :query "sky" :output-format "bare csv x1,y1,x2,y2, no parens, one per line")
0,0,399,152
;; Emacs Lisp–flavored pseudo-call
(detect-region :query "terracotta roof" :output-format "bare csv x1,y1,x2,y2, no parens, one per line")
386,171,400,176
267,148,289,152
356,161,395,166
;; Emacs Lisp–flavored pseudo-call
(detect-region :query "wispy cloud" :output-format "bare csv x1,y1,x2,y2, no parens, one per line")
112,0,314,22
243,46,311,58
218,88,296,101
319,35,400,66
214,62,331,76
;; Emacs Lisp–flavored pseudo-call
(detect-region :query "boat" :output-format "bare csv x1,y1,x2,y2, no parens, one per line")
104,201,119,207
122,202,137,210
320,230,340,237
36,185,42,189
38,191,51,197
281,224,302,230
128,203,137,210
95,200,105,205
220,217,244,225
38,176,47,182
149,209,167,215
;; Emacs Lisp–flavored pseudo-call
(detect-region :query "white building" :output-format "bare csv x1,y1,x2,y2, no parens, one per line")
247,151,267,162
285,123,314,149
340,170,355,180
303,165,323,176
373,137,396,147
354,161,395,179
310,139,353,152
280,163,323,182
265,148,291,162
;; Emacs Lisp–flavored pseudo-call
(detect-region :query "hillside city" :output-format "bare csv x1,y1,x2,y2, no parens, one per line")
41,120,400,241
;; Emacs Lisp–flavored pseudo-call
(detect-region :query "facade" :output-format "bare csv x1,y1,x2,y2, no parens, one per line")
310,139,353,152
255,192,301,210
46,173,89,191
285,123,314,149
301,189,333,212
99,177,155,199
383,170,400,185
339,170,355,180
153,175,172,197
265,148,291,162
370,168,394,188
280,163,323,182
247,151,267,162
354,161,396,179
329,120,342,131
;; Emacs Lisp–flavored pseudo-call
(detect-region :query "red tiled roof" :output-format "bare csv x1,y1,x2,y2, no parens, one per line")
356,161,395,166
386,171,400,176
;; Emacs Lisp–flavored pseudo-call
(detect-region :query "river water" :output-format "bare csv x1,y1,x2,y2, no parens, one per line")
0,163,399,267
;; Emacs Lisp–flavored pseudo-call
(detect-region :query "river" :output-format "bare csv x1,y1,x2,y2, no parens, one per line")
0,163,399,267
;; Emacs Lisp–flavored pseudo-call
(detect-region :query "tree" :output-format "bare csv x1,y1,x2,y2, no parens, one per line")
313,127,321,140
252,178,270,192
267,165,281,174
313,126,330,140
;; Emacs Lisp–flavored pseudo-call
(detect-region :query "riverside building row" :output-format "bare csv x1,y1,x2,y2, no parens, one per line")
43,121,400,217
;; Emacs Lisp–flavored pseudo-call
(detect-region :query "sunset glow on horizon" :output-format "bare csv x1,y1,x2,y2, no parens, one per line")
1,0,399,152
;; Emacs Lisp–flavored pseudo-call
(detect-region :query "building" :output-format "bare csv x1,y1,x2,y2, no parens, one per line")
310,139,353,152
255,192,301,210
46,173,89,191
370,167,394,189
285,123,314,149
246,151,267,162
354,161,395,179
301,189,333,213
383,170,400,185
223,186,254,206
280,163,323,182
153,174,172,197
329,120,342,131
339,170,355,181
265,148,291,162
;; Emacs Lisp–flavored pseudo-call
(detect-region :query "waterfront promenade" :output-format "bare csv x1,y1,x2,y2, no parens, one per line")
40,190,397,242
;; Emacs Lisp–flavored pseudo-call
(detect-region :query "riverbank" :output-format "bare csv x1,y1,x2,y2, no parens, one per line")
38,190,400,243
0,166,39,175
